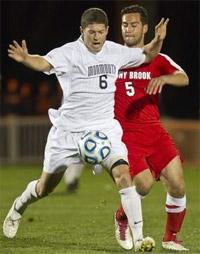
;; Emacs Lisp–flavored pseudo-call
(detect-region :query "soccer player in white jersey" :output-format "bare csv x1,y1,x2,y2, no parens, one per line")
3,7,168,251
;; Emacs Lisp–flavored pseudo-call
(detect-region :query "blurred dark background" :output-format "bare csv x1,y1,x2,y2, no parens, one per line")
1,0,199,119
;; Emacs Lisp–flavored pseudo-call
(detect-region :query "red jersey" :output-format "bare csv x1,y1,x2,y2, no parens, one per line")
114,53,183,128
114,53,183,176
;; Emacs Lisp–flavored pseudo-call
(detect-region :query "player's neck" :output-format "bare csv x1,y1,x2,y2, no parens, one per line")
125,41,144,49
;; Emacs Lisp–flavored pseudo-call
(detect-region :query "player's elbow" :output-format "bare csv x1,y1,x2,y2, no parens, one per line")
144,54,154,64
40,58,52,72
180,72,189,86
176,72,189,87
183,74,189,86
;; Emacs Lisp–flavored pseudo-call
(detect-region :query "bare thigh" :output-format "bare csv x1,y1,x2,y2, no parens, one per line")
160,156,185,197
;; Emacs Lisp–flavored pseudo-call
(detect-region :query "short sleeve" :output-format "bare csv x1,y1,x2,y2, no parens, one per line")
158,53,184,75
119,47,145,69
42,45,72,75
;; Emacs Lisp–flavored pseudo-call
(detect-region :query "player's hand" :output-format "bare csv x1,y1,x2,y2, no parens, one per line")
146,76,167,95
143,18,169,63
154,18,169,42
8,40,29,63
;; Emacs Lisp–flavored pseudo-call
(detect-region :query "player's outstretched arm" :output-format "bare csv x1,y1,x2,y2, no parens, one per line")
143,18,169,63
146,71,189,95
8,40,51,72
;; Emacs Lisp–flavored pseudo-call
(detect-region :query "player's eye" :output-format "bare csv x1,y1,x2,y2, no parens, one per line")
122,23,128,28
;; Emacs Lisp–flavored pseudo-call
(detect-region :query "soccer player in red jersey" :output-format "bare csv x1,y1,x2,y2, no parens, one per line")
114,5,189,251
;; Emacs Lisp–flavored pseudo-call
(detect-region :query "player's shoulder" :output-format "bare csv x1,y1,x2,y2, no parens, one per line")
156,53,173,61
105,40,127,50
60,40,78,50
152,53,173,65
53,40,79,56
153,53,183,70
104,40,141,55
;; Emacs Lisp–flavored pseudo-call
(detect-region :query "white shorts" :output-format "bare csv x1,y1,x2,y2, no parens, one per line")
43,119,128,173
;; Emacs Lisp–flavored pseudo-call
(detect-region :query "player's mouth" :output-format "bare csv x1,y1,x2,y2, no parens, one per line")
125,34,134,38
93,42,101,45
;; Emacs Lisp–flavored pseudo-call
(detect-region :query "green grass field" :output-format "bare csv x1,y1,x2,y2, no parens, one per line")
0,165,199,254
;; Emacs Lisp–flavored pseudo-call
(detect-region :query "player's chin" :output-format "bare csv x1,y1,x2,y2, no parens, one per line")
125,42,134,47
124,37,136,46
92,45,102,52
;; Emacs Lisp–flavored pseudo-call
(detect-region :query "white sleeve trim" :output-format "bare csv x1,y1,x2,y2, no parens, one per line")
159,53,184,71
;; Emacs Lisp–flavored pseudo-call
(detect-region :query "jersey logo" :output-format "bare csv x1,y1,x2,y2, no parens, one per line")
118,71,151,80
88,64,116,77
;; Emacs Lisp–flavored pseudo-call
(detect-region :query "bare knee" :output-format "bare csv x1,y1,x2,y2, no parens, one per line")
133,170,154,196
161,175,185,198
161,176,185,198
36,181,55,198
36,170,64,198
136,179,153,196
117,172,132,189
168,181,185,198
161,156,186,198
112,165,132,189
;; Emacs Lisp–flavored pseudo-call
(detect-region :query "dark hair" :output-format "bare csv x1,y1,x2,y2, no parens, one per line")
81,8,108,29
121,4,148,25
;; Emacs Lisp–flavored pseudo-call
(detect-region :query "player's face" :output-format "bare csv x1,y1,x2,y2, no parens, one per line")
81,23,109,53
121,13,148,47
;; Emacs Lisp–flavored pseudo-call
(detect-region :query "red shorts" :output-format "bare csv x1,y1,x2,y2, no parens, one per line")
122,123,180,179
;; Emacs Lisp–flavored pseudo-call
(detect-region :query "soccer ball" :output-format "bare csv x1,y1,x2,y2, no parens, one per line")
78,131,111,164
140,237,155,252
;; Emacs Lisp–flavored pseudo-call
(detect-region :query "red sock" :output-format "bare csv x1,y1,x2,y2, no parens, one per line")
163,209,186,241
116,205,127,220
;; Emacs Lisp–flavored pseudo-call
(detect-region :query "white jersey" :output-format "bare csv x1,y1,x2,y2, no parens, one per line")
43,37,145,131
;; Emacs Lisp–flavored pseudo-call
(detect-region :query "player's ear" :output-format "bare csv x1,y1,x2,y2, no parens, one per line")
144,24,148,34
80,26,83,35
106,26,109,35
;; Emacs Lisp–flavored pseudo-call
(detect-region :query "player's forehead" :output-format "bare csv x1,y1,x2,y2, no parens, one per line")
122,13,142,24
84,23,107,32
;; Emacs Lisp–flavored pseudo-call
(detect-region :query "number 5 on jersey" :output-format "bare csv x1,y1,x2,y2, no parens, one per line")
125,81,135,96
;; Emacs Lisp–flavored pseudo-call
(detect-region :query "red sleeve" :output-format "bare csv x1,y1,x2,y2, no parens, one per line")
156,53,184,75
